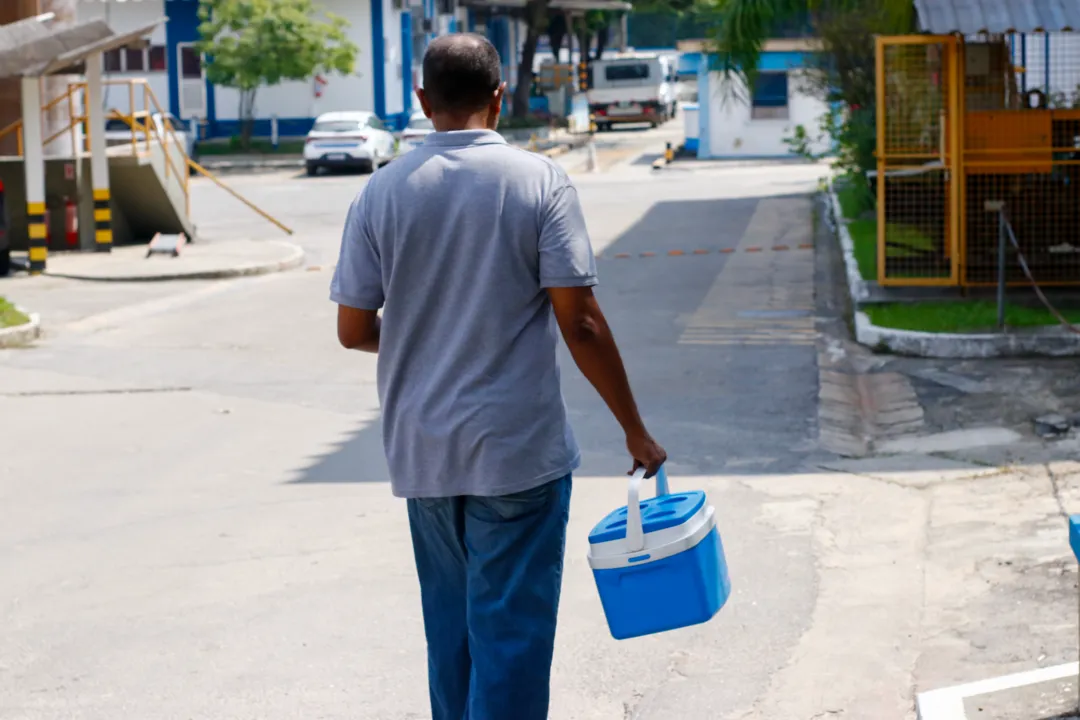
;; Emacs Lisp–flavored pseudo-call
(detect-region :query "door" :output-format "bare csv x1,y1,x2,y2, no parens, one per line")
875,35,961,286
177,43,207,119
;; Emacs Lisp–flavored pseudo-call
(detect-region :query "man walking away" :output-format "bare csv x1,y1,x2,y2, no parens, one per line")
331,33,666,720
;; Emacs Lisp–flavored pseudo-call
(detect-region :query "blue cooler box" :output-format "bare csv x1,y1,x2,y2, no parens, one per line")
588,467,731,640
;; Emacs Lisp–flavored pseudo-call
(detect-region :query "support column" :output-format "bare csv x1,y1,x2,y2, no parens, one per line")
85,53,111,252
21,77,46,274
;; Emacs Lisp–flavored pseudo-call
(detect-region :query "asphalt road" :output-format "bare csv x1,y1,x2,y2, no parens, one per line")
0,127,849,719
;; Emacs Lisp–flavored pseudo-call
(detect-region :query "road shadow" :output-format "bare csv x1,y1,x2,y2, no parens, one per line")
293,192,827,484
289,190,988,485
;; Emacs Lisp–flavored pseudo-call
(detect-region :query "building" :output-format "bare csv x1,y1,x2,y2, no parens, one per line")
689,39,831,159
75,0,463,138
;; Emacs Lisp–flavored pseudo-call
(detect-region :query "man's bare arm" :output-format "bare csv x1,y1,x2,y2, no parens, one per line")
547,285,666,476
337,306,381,353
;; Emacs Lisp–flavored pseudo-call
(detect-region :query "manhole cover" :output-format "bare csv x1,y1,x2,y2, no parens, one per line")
736,310,813,320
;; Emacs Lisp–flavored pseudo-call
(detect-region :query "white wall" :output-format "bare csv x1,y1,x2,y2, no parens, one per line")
214,0,381,122
77,0,170,114
704,71,830,158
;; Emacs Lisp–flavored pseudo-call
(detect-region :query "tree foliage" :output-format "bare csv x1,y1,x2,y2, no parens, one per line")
196,0,358,144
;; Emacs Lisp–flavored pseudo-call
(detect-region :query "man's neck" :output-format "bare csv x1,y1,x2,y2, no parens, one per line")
431,112,492,132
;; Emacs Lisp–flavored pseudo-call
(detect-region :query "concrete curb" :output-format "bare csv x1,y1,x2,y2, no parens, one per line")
826,183,870,303
827,183,1080,358
540,136,590,158
0,308,41,347
44,242,305,283
198,157,305,174
854,310,1080,358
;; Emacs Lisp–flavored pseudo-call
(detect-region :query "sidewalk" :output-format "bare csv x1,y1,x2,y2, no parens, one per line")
41,240,304,282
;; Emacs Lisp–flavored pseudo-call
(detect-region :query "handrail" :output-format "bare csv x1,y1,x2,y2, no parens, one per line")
187,155,294,236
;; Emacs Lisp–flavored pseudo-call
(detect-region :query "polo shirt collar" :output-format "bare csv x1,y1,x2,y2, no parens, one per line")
424,129,507,147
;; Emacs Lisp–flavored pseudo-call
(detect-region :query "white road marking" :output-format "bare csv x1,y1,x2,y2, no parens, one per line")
916,662,1079,720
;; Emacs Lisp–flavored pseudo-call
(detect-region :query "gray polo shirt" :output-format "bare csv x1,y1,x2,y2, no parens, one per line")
330,129,597,498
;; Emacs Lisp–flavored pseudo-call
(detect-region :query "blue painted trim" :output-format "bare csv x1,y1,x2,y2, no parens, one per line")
401,11,413,117
1021,34,1027,93
1045,33,1051,93
685,137,699,152
165,0,202,117
372,0,386,118
206,117,315,139
466,9,475,32
1070,515,1080,562
449,17,458,33
697,53,710,158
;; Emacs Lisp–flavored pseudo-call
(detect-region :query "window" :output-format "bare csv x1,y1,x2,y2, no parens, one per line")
124,48,145,72
104,49,122,72
149,45,167,72
605,63,650,82
751,72,789,119
180,46,202,79
102,45,167,73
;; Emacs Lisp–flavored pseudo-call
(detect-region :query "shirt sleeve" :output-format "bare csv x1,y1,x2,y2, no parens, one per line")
538,182,598,289
330,190,385,310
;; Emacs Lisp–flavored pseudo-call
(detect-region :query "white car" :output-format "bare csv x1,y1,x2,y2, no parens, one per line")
304,111,396,176
398,112,434,154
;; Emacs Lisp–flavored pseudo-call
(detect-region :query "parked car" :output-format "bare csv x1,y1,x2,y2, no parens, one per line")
398,111,434,154
303,111,395,176
104,111,196,160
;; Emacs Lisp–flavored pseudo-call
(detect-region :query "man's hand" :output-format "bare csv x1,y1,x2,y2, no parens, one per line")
627,431,666,478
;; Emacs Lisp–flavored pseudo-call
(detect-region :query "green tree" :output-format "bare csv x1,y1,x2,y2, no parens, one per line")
196,0,358,147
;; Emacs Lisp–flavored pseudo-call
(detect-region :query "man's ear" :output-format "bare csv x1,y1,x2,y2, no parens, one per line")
487,82,507,127
417,88,433,118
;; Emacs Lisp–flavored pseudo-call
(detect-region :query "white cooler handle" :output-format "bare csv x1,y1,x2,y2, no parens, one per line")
625,465,670,553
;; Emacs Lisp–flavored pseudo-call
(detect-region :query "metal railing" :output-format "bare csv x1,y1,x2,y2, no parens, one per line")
0,78,293,237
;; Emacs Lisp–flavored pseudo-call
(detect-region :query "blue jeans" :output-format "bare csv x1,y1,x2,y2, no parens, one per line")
407,475,573,720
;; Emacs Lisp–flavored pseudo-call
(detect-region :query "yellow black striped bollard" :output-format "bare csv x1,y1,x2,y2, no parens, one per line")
93,189,112,252
27,201,46,274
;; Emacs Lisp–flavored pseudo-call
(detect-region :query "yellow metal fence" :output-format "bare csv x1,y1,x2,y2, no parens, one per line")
876,31,1080,287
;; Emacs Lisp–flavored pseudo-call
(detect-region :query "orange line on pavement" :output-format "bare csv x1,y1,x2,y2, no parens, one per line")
720,248,735,254
614,253,631,259
798,243,813,250
641,252,656,257
773,245,789,251
745,247,763,253
693,249,710,255
668,250,684,256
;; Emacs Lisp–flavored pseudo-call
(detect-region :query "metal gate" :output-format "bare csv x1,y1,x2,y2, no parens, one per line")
875,35,962,286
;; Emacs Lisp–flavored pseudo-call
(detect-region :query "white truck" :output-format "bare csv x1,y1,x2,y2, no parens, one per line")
587,53,678,131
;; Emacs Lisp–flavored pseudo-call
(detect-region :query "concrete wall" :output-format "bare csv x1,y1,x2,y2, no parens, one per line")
698,51,830,159
77,0,171,115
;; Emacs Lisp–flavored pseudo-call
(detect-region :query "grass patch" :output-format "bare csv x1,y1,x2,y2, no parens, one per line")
0,297,29,329
195,138,306,156
864,300,1080,333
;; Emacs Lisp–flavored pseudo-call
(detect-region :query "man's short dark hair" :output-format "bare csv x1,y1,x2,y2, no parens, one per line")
422,34,502,114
